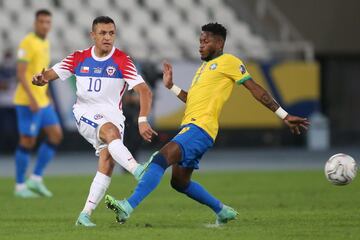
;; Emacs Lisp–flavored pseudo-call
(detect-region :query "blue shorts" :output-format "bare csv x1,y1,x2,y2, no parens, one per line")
171,123,214,169
15,105,60,137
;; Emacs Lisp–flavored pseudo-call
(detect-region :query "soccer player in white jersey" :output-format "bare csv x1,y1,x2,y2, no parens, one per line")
32,16,157,227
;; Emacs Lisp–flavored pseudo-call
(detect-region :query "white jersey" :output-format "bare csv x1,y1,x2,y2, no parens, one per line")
52,46,144,118
52,46,144,155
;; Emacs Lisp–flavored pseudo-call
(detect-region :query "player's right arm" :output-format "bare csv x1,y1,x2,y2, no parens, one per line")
33,51,77,86
17,62,39,112
32,68,59,86
17,37,42,112
163,61,187,103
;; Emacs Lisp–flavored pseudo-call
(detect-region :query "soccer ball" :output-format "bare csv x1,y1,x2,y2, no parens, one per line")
325,153,357,185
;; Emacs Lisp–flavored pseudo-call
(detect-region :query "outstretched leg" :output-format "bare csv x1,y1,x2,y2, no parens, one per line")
105,123,237,224
128,142,181,206
100,122,148,180
170,165,237,225
105,142,181,223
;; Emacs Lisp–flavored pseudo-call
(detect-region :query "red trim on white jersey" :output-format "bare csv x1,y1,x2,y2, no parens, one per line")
122,56,138,81
59,48,92,74
118,83,127,110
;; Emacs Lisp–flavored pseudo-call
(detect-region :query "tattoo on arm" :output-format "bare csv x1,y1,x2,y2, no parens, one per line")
260,92,279,112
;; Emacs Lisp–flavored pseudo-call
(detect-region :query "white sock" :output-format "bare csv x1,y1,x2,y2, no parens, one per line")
16,183,27,192
107,139,139,174
82,171,111,215
30,174,43,182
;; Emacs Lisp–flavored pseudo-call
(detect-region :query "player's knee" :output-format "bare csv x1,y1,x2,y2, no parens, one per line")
106,128,120,142
170,178,189,193
159,142,182,165
100,123,120,143
151,152,170,170
49,129,63,145
19,136,36,149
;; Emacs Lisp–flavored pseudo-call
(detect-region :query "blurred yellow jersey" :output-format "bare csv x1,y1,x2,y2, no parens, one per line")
181,54,251,140
13,32,50,107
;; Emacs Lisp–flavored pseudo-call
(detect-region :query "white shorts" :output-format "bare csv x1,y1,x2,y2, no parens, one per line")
73,108,125,156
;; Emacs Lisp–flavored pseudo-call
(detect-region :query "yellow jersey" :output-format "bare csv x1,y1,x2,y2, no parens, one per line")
181,54,251,140
13,32,50,107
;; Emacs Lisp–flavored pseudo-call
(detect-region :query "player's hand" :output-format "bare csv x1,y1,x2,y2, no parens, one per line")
32,68,48,86
163,61,174,89
29,98,40,112
283,115,310,135
139,122,158,142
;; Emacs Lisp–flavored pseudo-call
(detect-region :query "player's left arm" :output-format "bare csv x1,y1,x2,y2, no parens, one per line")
133,82,158,142
243,78,310,134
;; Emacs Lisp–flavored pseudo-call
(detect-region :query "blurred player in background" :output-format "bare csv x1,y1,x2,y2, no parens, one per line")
13,9,63,198
105,23,310,225
32,16,157,227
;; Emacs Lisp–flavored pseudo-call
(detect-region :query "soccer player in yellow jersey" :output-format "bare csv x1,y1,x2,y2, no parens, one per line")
13,9,63,198
105,23,310,225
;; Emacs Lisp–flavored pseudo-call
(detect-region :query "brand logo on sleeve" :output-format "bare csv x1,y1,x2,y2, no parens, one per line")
106,66,116,76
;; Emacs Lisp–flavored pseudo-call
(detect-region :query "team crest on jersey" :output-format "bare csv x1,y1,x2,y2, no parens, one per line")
240,64,246,74
94,114,104,120
106,66,116,76
209,63,217,70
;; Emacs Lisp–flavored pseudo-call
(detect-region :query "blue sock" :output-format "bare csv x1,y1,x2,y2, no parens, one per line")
127,153,168,209
33,141,57,176
179,181,223,214
15,145,31,184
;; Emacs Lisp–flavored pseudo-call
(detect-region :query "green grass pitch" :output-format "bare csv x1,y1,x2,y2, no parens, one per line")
0,171,359,240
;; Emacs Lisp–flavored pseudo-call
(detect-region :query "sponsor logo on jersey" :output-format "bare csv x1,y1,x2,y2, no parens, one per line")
94,67,102,74
80,66,89,73
94,114,104,120
240,64,246,74
106,66,116,76
209,63,217,70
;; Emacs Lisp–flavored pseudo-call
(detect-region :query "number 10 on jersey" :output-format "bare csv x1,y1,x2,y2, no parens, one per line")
87,78,102,92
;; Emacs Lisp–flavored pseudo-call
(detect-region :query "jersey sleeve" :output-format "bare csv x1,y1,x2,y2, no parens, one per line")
223,56,252,85
121,56,144,90
17,38,33,62
52,52,76,80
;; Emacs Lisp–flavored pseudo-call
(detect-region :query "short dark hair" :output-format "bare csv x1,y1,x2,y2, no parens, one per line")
201,22,227,41
92,16,115,31
35,9,52,19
